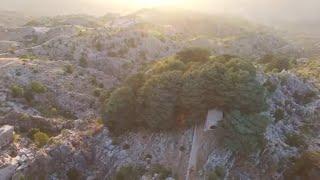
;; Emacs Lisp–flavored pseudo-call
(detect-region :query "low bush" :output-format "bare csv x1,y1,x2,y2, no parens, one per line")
11,85,24,98
208,166,225,180
79,57,88,68
115,165,145,180
30,81,47,94
64,64,74,74
285,133,307,148
284,151,320,180
33,131,49,148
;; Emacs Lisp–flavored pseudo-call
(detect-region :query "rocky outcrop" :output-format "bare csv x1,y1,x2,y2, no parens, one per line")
0,125,13,149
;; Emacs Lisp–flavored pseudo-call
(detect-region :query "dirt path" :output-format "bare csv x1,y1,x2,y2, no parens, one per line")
186,123,203,180
0,58,18,69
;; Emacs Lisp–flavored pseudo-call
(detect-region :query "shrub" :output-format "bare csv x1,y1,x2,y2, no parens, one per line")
104,87,137,133
115,165,145,180
33,131,49,148
176,47,210,63
11,85,24,98
79,57,88,68
150,164,173,180
30,81,47,94
285,133,307,148
284,151,320,180
93,88,102,97
67,168,82,180
221,111,270,154
27,128,40,140
274,108,285,121
64,64,74,74
208,166,225,180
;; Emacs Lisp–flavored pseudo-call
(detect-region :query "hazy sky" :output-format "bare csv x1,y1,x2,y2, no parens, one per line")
2,0,320,22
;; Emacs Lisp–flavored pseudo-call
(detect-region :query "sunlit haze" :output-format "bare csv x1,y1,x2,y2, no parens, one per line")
2,0,320,23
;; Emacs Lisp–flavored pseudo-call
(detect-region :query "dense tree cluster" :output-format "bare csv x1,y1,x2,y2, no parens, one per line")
259,54,296,72
220,111,270,154
103,48,268,135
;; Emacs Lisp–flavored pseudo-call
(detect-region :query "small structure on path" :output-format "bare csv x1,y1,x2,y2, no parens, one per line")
204,109,223,131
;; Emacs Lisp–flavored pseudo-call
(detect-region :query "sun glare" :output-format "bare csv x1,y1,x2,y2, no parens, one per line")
95,0,184,8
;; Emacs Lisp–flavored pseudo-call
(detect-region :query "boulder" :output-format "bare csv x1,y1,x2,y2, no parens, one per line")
0,125,13,149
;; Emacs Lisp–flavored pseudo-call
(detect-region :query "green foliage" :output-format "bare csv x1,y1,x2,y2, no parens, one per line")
64,64,74,74
11,85,24,98
138,71,183,130
284,151,320,180
208,166,225,180
79,57,88,68
27,128,40,140
221,111,270,154
147,57,186,75
104,87,137,133
274,108,285,121
259,54,295,72
103,53,267,133
285,133,307,148
114,165,145,180
67,168,81,180
176,47,210,63
150,164,173,180
19,54,37,60
93,88,102,97
33,131,49,148
30,81,47,94
181,57,267,116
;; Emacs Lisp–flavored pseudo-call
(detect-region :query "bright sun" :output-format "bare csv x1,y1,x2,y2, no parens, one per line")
135,0,178,7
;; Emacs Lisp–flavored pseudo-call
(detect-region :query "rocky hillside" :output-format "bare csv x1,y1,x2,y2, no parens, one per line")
0,9,319,180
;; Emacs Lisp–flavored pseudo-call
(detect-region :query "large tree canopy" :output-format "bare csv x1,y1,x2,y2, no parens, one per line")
103,49,268,132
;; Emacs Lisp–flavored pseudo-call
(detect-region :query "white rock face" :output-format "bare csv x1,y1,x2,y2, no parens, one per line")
204,109,223,131
0,125,14,149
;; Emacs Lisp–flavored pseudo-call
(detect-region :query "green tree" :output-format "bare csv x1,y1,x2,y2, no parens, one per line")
138,71,183,130
176,47,210,63
104,86,137,132
221,111,270,154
